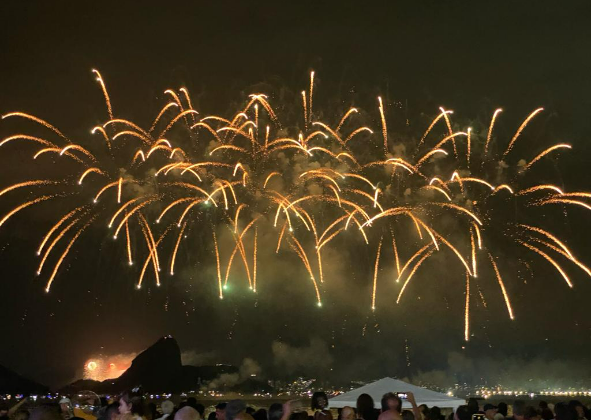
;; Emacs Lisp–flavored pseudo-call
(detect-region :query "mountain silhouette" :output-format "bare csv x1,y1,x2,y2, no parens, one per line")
0,364,48,394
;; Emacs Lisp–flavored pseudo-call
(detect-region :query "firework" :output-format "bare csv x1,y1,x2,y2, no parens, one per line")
0,70,588,340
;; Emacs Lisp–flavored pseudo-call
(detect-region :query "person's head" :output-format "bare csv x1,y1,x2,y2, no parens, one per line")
312,392,329,411
467,400,479,416
13,410,30,420
455,406,470,420
186,399,197,410
59,398,72,413
215,403,227,420
484,405,498,420
175,407,200,420
162,401,175,416
523,407,539,420
29,407,62,420
104,402,120,420
419,406,429,418
402,411,415,420
342,407,356,420
568,402,586,420
290,413,308,420
226,400,246,420
269,404,283,420
245,409,255,417
208,413,217,420
119,391,145,417
381,393,402,414
538,403,548,411
357,394,375,419
253,409,267,420
512,401,526,420
540,409,553,420
497,403,508,417
194,405,205,419
428,407,441,420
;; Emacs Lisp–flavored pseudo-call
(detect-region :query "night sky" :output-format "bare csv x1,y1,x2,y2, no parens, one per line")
1,0,591,389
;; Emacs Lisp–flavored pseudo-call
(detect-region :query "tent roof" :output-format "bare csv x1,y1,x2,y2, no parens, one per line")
329,377,465,410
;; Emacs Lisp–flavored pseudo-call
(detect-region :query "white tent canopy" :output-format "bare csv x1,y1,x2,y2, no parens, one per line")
329,377,465,411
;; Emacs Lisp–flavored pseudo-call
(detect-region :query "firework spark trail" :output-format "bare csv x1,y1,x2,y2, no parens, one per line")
213,230,223,299
0,180,60,198
137,227,171,289
502,108,544,158
92,69,113,119
378,97,388,154
38,216,83,275
139,214,161,273
308,71,314,123
416,109,453,150
4,70,591,337
1,113,70,142
439,107,457,157
224,219,257,288
517,185,564,195
519,224,574,259
0,195,56,228
301,91,308,129
538,198,591,212
397,244,432,282
336,108,358,132
276,222,287,253
289,234,322,305
139,217,161,285
396,248,435,303
488,252,514,319
484,108,502,156
170,221,187,275
390,227,401,277
466,127,471,167
518,240,573,288
471,228,477,277
45,218,95,292
37,207,85,255
253,227,258,292
371,236,383,310
523,144,572,170
125,217,133,266
465,272,470,341
527,236,591,277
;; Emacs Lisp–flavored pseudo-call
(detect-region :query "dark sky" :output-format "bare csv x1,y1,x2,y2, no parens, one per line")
1,0,591,389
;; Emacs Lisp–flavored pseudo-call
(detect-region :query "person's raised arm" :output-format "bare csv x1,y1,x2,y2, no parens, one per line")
280,400,294,420
406,393,421,420
8,396,28,417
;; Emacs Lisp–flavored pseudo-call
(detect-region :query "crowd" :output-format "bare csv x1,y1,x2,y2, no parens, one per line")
0,391,590,420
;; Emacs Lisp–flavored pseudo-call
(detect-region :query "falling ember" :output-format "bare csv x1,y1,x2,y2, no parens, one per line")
488,252,514,320
371,236,383,310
